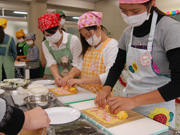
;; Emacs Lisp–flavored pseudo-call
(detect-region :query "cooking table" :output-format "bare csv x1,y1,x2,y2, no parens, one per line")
15,62,39,79
2,83,177,135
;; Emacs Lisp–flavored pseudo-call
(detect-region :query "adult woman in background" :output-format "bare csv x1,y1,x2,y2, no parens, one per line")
52,10,66,31
0,18,17,81
95,0,180,127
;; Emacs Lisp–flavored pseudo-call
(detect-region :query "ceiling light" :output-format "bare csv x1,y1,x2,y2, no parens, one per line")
13,11,27,15
72,16,79,20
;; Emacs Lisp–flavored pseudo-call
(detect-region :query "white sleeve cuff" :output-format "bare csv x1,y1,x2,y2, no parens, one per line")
99,72,108,85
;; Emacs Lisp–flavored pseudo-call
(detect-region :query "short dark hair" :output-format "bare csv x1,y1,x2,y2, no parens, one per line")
44,26,59,34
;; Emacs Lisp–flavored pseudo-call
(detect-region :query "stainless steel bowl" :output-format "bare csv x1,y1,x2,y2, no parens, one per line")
24,95,53,109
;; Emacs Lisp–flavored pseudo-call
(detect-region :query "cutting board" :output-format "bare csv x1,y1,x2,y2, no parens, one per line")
45,85,96,105
70,100,169,135
81,109,145,128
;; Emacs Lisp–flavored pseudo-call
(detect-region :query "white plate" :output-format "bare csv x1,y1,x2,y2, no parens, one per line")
45,107,81,125
31,80,54,85
0,78,29,89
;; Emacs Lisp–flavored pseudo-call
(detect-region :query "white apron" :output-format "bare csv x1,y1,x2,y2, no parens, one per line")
126,11,175,127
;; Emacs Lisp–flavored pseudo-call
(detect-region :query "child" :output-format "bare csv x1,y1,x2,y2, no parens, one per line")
20,33,40,79
67,11,119,94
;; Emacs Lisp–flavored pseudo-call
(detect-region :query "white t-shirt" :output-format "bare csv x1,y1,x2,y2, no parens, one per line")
42,31,83,70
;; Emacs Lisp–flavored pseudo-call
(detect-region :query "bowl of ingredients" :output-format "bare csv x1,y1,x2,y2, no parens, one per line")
24,94,53,109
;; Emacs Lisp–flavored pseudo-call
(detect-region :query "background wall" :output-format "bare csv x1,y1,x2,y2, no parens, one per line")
156,0,180,12
4,21,28,44
95,0,127,41
1,0,180,58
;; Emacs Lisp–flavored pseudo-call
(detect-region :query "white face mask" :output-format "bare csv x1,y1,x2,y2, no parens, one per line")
45,30,61,44
121,10,150,27
60,19,65,26
26,40,34,46
86,32,101,47
17,38,24,43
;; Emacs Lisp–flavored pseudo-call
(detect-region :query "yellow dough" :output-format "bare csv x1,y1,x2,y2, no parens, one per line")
84,105,128,124
49,87,78,96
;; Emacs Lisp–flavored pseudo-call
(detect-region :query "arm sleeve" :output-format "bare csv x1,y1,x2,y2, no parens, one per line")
0,98,25,135
30,46,39,62
104,48,126,88
158,48,180,101
70,35,83,70
99,39,119,84
10,37,17,61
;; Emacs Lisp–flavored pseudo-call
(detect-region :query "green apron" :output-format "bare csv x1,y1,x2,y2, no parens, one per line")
44,34,73,77
17,42,30,55
0,36,15,81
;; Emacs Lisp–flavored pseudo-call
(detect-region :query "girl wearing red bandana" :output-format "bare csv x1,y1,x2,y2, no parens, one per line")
38,13,82,87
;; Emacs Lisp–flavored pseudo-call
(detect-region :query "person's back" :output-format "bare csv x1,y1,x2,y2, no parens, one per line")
0,18,17,81
1,34,17,61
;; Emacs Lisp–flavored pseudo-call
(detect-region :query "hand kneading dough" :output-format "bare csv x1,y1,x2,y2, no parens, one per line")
84,105,128,124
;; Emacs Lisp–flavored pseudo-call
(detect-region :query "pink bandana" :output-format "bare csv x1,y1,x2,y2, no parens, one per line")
38,13,61,32
119,0,150,3
77,11,102,30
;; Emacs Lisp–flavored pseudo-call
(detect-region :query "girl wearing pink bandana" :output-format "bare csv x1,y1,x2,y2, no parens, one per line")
95,0,180,128
66,11,119,94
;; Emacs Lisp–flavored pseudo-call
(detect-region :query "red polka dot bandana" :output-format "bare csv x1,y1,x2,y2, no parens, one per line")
38,13,61,32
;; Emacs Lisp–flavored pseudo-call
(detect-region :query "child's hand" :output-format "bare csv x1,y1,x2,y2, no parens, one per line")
67,79,82,88
54,75,63,87
20,58,24,62
61,75,72,88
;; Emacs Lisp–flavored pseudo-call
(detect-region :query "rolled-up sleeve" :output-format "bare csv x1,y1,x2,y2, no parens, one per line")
42,42,57,67
70,35,83,70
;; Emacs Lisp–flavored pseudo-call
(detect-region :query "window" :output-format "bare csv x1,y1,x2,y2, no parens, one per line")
66,16,79,22
0,8,2,16
4,9,27,18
